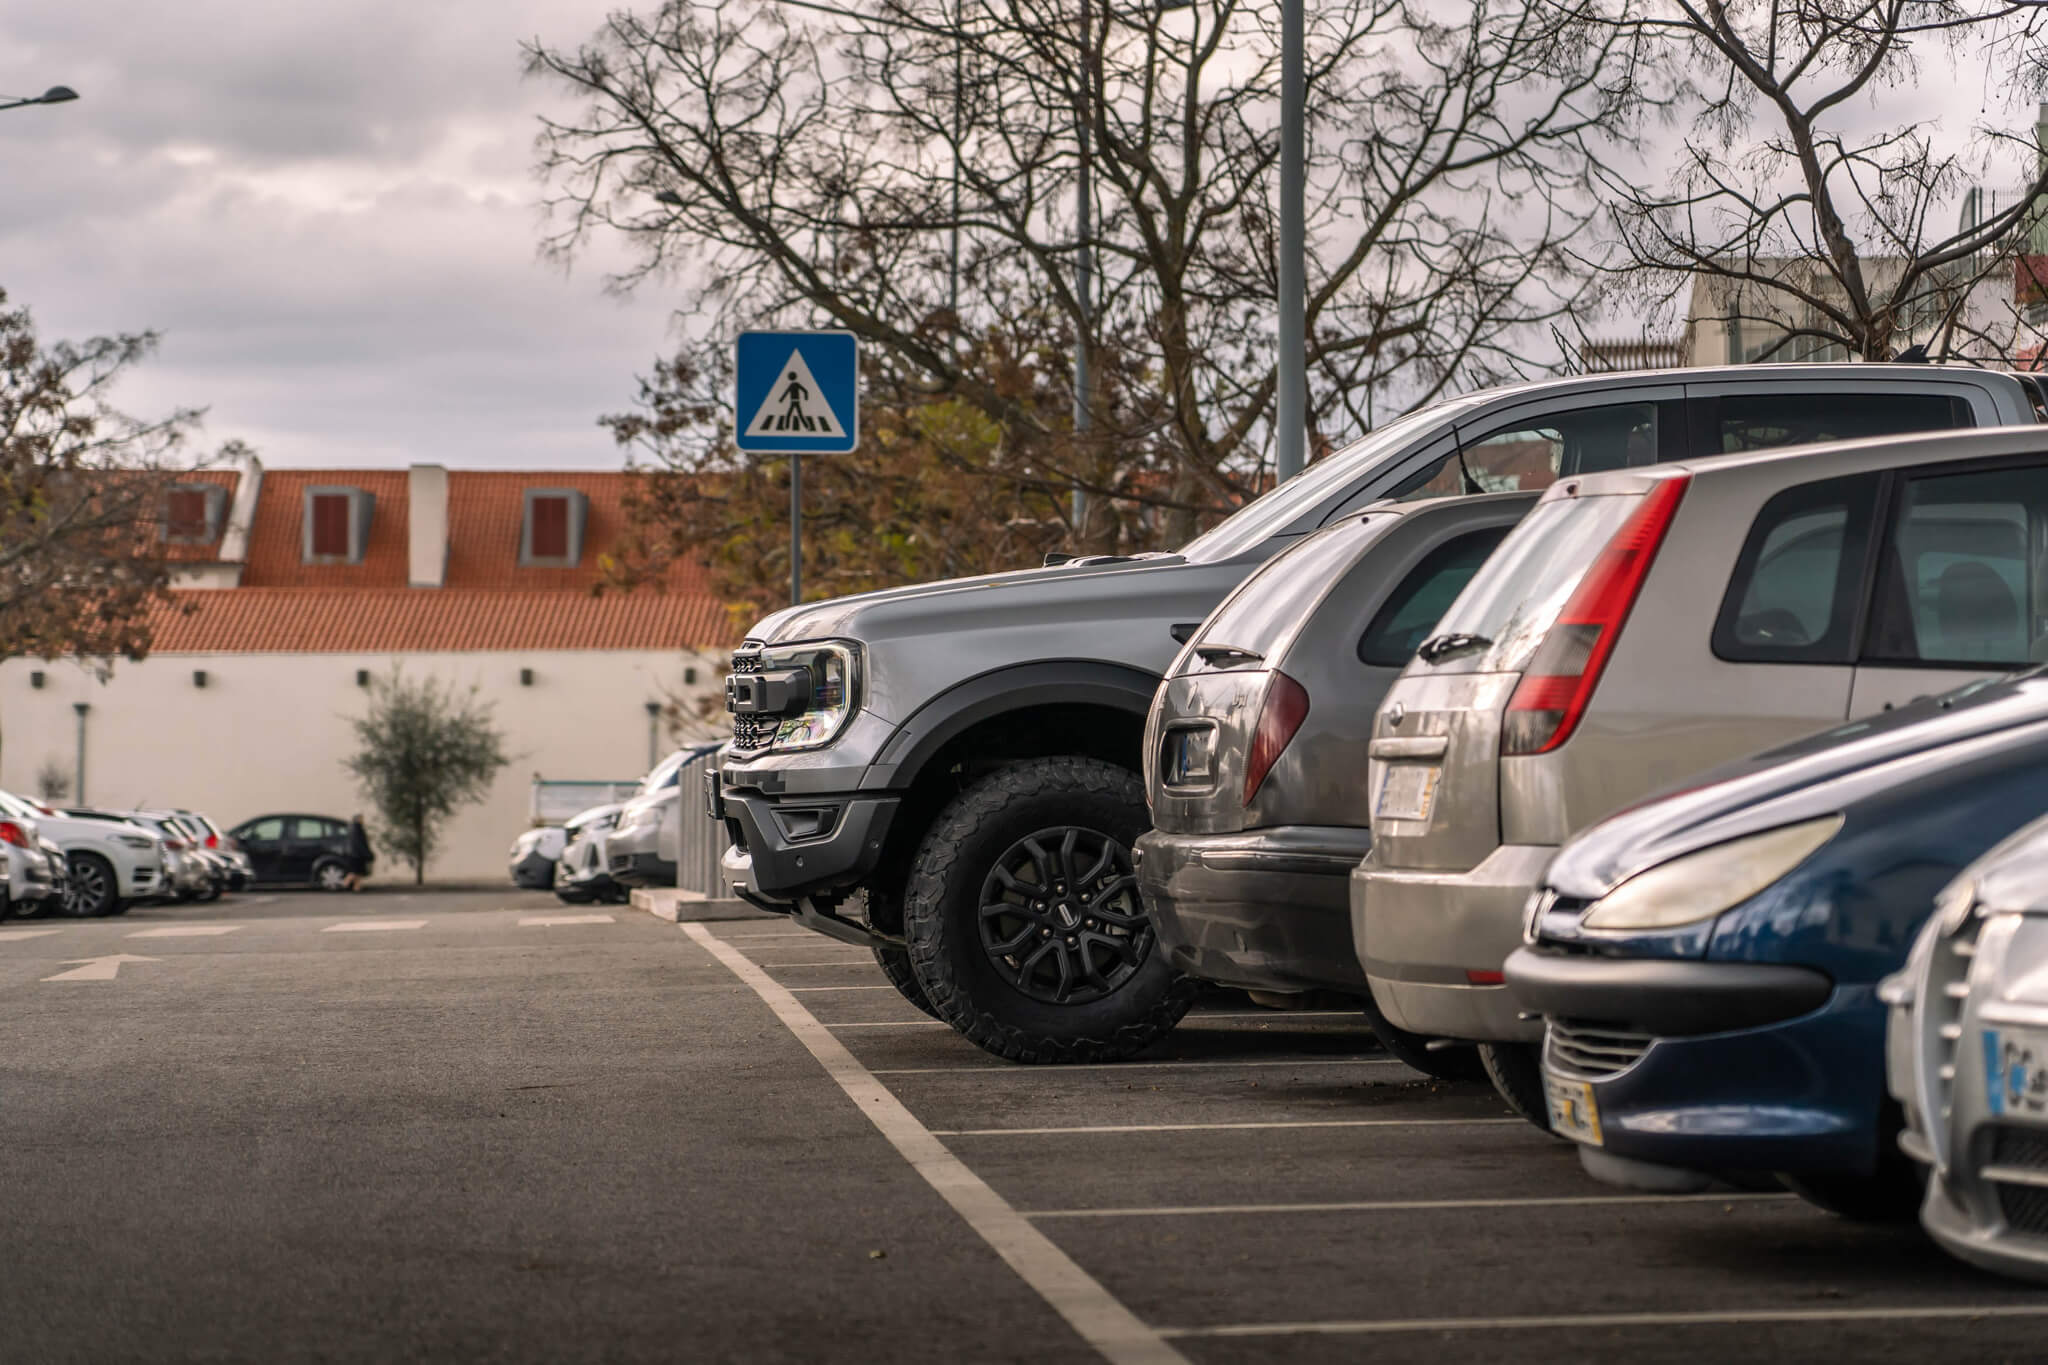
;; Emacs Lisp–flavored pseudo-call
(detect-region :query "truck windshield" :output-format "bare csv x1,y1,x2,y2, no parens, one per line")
1178,403,1461,563
1427,490,1644,673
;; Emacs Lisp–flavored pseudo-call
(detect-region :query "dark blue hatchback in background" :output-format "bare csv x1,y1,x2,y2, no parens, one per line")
1506,672,2048,1218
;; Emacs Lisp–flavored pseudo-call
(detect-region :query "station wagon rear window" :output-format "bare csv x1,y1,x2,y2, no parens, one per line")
1423,491,1645,673
1188,516,1384,666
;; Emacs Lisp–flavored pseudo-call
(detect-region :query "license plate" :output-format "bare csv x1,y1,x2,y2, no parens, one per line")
1544,1072,1603,1146
1375,763,1440,822
1984,1028,2048,1118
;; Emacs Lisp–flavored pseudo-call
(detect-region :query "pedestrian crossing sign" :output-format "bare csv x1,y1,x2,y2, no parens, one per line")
735,331,859,454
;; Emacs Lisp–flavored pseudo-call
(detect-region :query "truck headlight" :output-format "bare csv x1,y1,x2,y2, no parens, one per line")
731,641,861,753
1581,815,1844,932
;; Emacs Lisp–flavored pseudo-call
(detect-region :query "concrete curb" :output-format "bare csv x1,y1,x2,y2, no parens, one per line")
630,887,777,924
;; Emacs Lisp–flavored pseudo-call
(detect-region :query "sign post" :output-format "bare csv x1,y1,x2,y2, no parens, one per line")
735,331,859,606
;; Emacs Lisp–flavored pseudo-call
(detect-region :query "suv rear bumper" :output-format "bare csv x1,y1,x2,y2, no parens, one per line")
1353,843,1556,1043
1136,826,1372,996
719,790,900,905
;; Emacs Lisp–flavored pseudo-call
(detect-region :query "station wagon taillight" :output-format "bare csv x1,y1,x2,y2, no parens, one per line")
1243,671,1311,804
0,821,26,848
1503,476,1689,756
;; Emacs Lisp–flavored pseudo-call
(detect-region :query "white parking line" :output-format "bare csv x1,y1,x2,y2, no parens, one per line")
871,1057,1406,1076
322,920,428,933
683,921,1189,1365
1027,1193,1795,1219
710,930,818,941
127,925,242,938
762,959,880,967
518,914,615,926
1156,1304,2048,1339
1182,1011,1367,1023
0,928,62,942
934,1118,1521,1136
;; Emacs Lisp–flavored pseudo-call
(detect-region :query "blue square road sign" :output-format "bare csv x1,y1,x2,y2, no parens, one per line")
735,331,859,455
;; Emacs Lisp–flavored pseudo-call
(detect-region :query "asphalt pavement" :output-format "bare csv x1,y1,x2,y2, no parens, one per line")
3,889,2044,1363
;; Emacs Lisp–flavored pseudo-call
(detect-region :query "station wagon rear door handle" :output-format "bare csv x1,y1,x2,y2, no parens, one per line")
1369,736,1449,760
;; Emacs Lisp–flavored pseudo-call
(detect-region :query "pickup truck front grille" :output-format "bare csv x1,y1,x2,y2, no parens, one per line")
729,645,773,753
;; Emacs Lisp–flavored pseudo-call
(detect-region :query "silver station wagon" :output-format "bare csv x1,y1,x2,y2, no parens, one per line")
1137,493,1533,1070
1357,420,2048,1119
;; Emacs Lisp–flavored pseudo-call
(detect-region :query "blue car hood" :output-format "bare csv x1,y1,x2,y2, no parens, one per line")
1546,671,2048,900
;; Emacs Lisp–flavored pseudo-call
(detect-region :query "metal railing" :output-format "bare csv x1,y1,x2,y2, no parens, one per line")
672,745,732,898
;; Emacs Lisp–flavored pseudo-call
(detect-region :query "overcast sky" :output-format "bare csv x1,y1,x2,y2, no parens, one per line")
0,1,678,470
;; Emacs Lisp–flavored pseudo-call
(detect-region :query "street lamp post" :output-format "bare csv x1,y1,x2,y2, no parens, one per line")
0,85,79,113
1275,0,1306,485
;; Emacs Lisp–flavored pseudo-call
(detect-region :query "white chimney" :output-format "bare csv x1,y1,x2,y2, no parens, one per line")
408,463,448,588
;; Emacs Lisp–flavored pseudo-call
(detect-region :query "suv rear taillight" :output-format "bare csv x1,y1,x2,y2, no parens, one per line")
1503,476,1689,756
1243,671,1311,804
0,821,27,848
205,832,219,849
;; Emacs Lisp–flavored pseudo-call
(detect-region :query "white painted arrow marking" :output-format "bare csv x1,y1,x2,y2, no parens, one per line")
519,914,615,926
44,954,158,982
322,920,428,933
127,925,241,938
0,928,62,942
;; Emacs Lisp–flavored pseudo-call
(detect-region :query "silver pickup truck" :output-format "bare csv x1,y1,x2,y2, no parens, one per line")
714,364,2045,1063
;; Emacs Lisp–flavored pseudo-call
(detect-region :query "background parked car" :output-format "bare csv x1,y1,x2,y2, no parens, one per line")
612,746,718,889
229,813,357,890
96,811,224,903
173,810,253,890
0,796,64,918
554,804,628,904
1357,425,2048,1122
509,824,568,889
1888,803,2048,1277
1137,492,1534,1076
1513,670,2048,1217
0,791,167,916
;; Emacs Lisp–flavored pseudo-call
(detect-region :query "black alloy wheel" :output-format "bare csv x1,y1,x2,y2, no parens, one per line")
976,827,1150,1006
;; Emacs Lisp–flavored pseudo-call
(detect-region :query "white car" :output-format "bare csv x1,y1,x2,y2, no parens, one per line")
1887,812,2048,1281
510,824,569,889
0,796,62,917
0,791,168,917
555,804,628,904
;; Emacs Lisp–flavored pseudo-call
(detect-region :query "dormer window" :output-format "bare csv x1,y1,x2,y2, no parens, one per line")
520,489,588,568
162,482,226,545
303,486,374,564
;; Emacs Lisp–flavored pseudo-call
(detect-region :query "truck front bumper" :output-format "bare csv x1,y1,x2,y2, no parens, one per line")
1136,825,1372,996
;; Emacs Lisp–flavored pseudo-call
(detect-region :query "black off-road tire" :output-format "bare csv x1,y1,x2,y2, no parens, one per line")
1480,1041,1560,1136
1363,996,1488,1083
64,853,118,918
904,757,1198,1063
862,889,939,1019
556,884,596,905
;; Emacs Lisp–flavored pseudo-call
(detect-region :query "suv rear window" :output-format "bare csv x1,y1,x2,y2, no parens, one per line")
1357,527,1512,666
1424,492,1645,672
1187,515,1385,667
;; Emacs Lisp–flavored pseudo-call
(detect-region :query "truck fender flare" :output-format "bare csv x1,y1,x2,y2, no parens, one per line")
860,660,1161,791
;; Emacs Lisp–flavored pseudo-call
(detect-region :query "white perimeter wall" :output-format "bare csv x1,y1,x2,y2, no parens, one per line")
0,650,726,883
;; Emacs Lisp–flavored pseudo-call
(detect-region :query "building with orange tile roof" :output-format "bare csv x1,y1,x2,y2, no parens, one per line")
2,457,737,882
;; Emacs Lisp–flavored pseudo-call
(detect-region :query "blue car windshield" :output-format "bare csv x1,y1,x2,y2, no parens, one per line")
1178,402,1464,564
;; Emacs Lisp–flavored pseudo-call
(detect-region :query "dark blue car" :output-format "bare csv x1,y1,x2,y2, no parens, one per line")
1505,670,2048,1218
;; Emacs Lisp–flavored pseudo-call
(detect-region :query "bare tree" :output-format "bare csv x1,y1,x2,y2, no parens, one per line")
528,0,1654,554
0,288,246,766
1596,0,2048,364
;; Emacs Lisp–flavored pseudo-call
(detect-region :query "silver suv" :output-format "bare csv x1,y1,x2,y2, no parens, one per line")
719,365,2036,1063
1137,493,1533,1070
1357,422,2048,1115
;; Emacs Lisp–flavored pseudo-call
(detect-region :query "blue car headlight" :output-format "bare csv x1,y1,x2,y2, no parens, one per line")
1582,815,1845,932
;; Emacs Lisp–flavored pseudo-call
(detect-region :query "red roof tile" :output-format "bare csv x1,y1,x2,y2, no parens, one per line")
149,588,739,654
239,469,411,587
162,469,242,563
442,471,705,592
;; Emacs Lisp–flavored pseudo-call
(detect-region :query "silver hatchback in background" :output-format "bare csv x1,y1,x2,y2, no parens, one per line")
1359,421,2048,1120
1137,494,1532,1065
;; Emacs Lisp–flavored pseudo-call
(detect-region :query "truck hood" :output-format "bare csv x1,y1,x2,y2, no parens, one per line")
746,553,1190,646
1546,670,2048,899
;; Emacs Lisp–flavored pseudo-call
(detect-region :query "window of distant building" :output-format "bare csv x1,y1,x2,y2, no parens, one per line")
162,482,226,545
302,486,374,564
520,489,588,568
